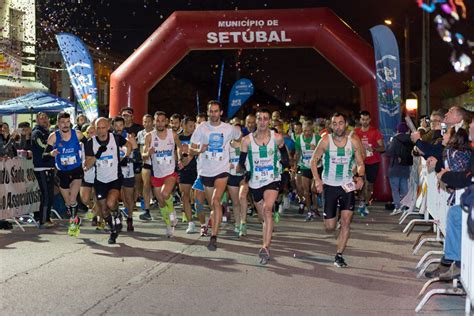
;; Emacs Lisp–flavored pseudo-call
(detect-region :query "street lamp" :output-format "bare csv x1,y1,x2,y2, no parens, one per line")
285,101,290,107
406,92,418,119
384,19,393,25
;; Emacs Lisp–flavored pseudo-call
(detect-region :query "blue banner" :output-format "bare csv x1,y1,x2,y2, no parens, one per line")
56,33,99,122
370,25,401,143
227,78,254,118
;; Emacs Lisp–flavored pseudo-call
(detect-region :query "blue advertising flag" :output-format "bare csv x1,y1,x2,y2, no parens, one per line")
56,33,99,122
370,25,401,143
227,78,254,118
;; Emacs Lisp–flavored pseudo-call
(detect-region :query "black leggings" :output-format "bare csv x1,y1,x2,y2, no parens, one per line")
34,170,55,224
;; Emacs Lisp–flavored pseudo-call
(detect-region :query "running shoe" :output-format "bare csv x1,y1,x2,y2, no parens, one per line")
207,236,217,251
86,210,95,220
304,211,315,222
200,225,208,237
298,201,305,214
165,226,174,238
358,202,368,217
273,211,280,224
239,223,247,237
186,221,196,234
334,253,348,268
139,210,152,221
170,210,178,227
390,208,402,216
108,231,118,244
258,247,270,265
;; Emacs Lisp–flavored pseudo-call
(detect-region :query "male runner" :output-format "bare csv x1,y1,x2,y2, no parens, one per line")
44,111,84,236
137,114,154,219
112,116,138,231
142,111,181,237
295,119,321,220
310,112,365,268
238,108,290,264
84,117,131,244
190,101,240,250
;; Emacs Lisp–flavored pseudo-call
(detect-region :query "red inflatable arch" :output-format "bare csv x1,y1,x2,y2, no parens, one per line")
110,8,391,200
110,8,377,122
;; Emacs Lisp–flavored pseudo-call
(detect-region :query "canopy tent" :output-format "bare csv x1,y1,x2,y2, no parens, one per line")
0,91,76,115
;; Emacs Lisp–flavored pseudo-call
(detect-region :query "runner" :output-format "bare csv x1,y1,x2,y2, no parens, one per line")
238,108,290,264
80,123,99,227
354,110,384,215
137,114,154,220
44,111,84,236
178,116,201,234
295,119,322,221
190,100,241,250
112,116,138,232
142,111,182,237
84,117,130,244
227,127,247,236
310,112,365,268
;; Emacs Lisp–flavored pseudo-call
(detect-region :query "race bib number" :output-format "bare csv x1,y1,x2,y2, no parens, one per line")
206,132,224,161
155,151,173,164
97,154,113,168
254,159,274,182
60,154,77,166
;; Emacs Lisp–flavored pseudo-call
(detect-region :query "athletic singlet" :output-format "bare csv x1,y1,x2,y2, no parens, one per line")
93,133,120,183
81,142,95,183
247,131,281,189
297,134,320,169
229,144,243,176
151,129,176,178
322,134,355,186
54,130,82,171
118,131,134,179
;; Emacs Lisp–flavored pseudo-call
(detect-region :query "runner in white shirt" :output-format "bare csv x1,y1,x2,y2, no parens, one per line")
137,114,154,220
142,111,182,237
190,100,241,251
238,108,290,264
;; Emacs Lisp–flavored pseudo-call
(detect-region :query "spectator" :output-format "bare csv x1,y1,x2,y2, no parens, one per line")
17,121,32,152
31,113,56,228
1,122,18,158
426,116,473,279
386,122,412,215
242,114,256,136
74,114,87,131
421,110,444,143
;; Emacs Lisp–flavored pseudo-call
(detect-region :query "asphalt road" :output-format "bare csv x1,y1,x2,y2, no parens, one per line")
0,203,466,315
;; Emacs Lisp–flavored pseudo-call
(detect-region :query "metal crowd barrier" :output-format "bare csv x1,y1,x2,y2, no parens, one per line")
403,157,472,313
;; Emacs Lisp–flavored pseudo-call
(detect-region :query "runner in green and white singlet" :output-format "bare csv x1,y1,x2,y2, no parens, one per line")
238,108,290,265
310,112,365,268
294,120,321,220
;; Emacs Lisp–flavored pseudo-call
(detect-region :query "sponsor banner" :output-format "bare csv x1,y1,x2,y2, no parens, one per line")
227,78,254,118
56,33,99,122
370,25,402,143
0,158,41,220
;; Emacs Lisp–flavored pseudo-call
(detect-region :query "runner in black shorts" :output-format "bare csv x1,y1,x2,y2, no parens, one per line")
178,116,198,234
227,136,247,236
84,117,130,244
310,112,365,268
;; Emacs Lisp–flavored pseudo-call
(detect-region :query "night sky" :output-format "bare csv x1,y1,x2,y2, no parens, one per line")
37,0,473,118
